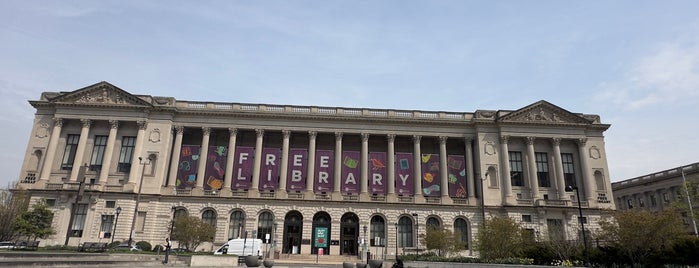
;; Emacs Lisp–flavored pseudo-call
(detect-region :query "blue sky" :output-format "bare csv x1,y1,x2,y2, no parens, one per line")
1,1,698,187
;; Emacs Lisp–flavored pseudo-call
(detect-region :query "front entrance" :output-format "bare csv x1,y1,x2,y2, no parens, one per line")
340,213,359,256
282,211,303,254
311,212,331,255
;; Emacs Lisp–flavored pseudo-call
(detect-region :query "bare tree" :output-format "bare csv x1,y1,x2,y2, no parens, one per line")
0,189,31,241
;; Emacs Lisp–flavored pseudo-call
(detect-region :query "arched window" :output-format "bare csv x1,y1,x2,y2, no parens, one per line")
174,207,188,219
454,218,469,249
397,216,413,248
228,211,245,239
594,170,606,191
370,216,385,246
426,217,440,228
202,209,217,228
257,211,274,243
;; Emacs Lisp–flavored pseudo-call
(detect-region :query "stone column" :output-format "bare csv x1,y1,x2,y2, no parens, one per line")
500,136,512,201
360,133,369,196
69,119,91,182
412,135,424,202
526,137,540,199
40,117,63,181
167,126,184,187
279,130,290,194
577,138,595,202
223,128,238,190
251,129,264,192
552,138,567,200
128,120,148,184
386,134,396,195
306,131,317,193
98,120,119,184
333,132,343,197
439,136,449,199
196,127,211,189
464,136,475,198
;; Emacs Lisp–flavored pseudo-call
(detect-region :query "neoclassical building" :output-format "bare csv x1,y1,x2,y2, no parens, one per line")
15,81,615,256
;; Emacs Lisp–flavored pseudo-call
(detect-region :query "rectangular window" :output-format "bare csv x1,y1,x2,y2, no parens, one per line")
663,192,670,204
61,134,81,170
627,198,634,209
509,151,524,186
370,222,386,246
100,215,115,238
579,217,587,224
136,211,147,232
650,195,657,207
70,204,88,237
117,136,136,173
561,153,576,188
535,152,550,187
638,198,645,208
46,199,56,207
89,135,108,171
522,215,532,222
105,200,116,208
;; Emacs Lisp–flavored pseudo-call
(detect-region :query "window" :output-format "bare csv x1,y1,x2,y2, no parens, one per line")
426,217,440,228
663,192,670,204
101,215,115,238
509,151,524,186
61,134,80,170
397,216,414,248
546,219,564,241
650,194,657,207
229,211,245,239
173,207,188,219
105,200,116,208
70,203,88,237
522,215,532,222
535,152,550,187
202,209,217,228
579,217,587,224
117,136,136,173
136,212,146,232
90,135,108,171
454,218,469,249
46,199,56,207
638,198,645,208
370,216,385,246
561,153,576,187
627,198,634,209
257,212,274,243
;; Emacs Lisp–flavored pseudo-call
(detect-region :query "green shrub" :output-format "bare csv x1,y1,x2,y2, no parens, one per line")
153,244,164,252
136,241,152,251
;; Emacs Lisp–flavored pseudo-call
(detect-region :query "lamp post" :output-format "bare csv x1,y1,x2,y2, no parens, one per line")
169,206,176,239
111,207,121,243
566,185,588,263
394,222,398,259
128,156,152,247
272,222,278,259
411,213,418,251
362,225,368,263
479,173,488,224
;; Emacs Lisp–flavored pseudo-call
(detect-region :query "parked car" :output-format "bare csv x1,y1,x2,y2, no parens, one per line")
0,241,15,249
113,244,141,251
171,247,191,254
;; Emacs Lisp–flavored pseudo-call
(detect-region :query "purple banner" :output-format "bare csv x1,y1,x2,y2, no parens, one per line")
287,148,308,192
369,152,387,195
421,154,441,196
447,155,467,198
394,152,414,195
315,150,334,192
232,146,254,190
204,145,227,190
177,145,200,189
341,151,360,194
260,148,281,191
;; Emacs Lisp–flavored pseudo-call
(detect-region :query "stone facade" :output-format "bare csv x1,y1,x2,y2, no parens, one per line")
15,81,615,256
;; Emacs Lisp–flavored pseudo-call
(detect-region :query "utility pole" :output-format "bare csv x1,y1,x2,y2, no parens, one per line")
64,164,87,246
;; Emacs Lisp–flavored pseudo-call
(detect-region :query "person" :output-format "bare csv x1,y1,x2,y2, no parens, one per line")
163,238,171,264
391,258,403,268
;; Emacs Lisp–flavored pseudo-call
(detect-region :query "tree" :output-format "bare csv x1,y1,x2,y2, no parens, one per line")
672,181,699,234
0,189,31,241
475,217,528,260
421,224,465,257
597,209,686,265
171,216,215,251
13,200,55,240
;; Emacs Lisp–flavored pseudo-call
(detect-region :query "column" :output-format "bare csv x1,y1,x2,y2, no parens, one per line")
439,136,449,198
167,126,184,187
39,117,63,181
526,137,540,199
360,133,369,195
69,119,91,181
577,138,595,202
552,138,567,200
252,129,264,191
386,134,396,195
333,132,343,195
500,136,512,198
128,120,148,183
464,137,475,198
306,131,317,192
223,128,238,189
412,135,423,201
279,130,290,193
98,120,119,184
196,127,210,188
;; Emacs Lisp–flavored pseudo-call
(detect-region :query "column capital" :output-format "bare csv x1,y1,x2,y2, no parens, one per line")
439,136,448,145
256,128,265,138
282,129,291,139
173,125,184,134
526,136,536,145
551,137,561,146
576,138,588,147
137,120,148,130
464,136,473,143
80,119,92,128
386,134,396,143
361,133,370,142
202,127,211,135
228,127,238,136
335,131,343,141
308,131,317,139
53,117,64,128
412,135,421,143
500,135,510,144
109,120,120,129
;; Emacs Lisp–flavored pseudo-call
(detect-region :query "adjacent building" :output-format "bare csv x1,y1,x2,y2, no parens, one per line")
15,81,615,255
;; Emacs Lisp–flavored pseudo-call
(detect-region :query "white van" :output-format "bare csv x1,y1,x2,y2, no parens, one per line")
213,238,264,256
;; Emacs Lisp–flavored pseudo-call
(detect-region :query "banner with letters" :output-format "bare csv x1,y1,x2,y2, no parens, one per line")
341,151,360,194
259,148,281,191
314,150,334,192
232,146,254,190
394,152,414,195
287,148,308,192
368,152,387,195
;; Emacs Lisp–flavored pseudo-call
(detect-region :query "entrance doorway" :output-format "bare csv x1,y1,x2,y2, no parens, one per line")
282,211,303,254
340,213,359,256
311,212,331,255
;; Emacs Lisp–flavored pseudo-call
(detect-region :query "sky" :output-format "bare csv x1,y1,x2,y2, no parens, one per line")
1,1,698,188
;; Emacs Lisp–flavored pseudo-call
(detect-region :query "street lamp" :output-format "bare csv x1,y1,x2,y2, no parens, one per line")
394,222,398,259
566,185,588,263
411,213,419,251
272,222,278,259
128,155,153,247
111,206,121,243
363,225,368,262
169,206,176,239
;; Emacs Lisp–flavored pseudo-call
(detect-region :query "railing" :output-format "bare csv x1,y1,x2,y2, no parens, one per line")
260,192,276,198
104,185,123,192
573,201,590,208
535,199,568,207
315,193,331,200
203,190,220,196
343,195,358,201
46,183,63,190
176,188,192,196
452,198,469,205
370,195,386,202
425,197,441,204
231,191,247,198
397,196,414,203
517,198,534,205
288,192,304,199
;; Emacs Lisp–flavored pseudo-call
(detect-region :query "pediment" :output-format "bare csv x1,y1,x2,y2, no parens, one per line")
49,81,152,107
498,100,592,125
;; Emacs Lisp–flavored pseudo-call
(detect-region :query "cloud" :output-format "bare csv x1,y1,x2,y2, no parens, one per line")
596,34,699,110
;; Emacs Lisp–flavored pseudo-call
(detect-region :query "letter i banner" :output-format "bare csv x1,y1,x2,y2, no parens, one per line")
260,148,281,191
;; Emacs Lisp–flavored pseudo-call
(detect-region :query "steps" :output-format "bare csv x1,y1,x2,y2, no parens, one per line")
0,252,188,267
